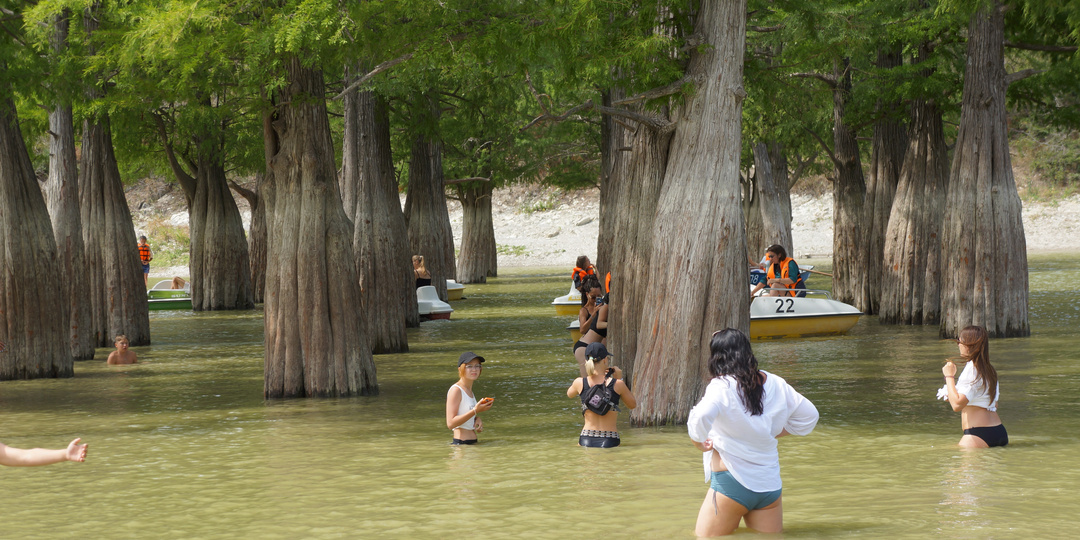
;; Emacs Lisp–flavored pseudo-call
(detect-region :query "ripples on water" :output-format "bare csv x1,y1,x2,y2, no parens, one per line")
2,258,1079,538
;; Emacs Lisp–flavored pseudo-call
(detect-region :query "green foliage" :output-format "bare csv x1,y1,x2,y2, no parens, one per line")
1012,117,1080,201
497,244,530,257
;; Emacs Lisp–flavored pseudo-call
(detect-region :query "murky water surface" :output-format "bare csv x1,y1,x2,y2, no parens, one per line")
3,256,1078,538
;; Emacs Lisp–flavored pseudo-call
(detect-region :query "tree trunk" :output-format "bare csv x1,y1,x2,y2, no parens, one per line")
230,178,266,304
405,95,455,301
880,98,949,325
79,115,151,346
605,125,673,377
596,87,631,274
629,0,749,425
44,12,94,361
0,96,73,379
456,182,497,283
263,57,377,397
864,49,906,315
940,2,1029,338
749,141,793,256
830,59,871,312
342,81,416,352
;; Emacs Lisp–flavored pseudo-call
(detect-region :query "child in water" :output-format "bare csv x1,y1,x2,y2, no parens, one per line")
446,352,494,444
107,335,138,365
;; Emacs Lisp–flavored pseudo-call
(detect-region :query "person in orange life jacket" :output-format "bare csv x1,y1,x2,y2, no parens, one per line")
750,245,802,298
571,255,596,297
573,275,605,376
138,235,153,287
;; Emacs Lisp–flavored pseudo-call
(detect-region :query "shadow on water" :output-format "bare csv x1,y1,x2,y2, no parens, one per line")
2,257,1079,538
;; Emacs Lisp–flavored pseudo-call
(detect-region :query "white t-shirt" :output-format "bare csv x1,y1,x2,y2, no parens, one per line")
937,362,999,411
450,384,477,430
687,371,819,492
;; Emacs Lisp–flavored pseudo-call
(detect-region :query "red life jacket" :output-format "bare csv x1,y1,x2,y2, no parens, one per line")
138,243,152,264
766,257,803,297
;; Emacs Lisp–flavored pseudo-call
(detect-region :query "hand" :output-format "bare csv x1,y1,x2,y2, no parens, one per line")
474,417,484,433
692,439,713,452
942,361,957,378
475,398,493,413
66,438,88,462
610,366,623,380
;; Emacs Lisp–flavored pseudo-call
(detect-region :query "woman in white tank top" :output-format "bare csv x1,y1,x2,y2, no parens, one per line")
446,352,494,445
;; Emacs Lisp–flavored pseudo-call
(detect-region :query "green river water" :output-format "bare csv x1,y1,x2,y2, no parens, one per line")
2,256,1078,539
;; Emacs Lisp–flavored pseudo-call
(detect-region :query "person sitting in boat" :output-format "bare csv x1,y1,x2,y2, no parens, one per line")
170,276,187,290
413,255,432,288
567,342,637,448
574,276,609,377
750,245,804,298
571,255,596,295
106,335,138,365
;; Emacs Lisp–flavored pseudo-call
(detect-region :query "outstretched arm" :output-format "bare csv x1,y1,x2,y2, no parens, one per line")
0,438,87,467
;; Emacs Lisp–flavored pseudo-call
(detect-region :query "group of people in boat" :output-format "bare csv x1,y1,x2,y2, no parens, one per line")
443,252,1008,536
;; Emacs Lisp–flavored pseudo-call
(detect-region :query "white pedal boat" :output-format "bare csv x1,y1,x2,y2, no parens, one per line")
749,288,861,339
446,279,465,301
552,283,582,316
417,285,454,320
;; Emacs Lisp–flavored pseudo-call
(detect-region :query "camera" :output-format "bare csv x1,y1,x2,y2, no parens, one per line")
606,367,615,377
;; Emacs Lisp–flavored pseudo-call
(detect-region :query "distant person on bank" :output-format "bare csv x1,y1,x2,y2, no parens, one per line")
566,342,636,448
107,335,138,365
0,439,88,467
446,352,493,445
138,235,153,287
749,244,803,299
938,325,1008,448
688,329,819,536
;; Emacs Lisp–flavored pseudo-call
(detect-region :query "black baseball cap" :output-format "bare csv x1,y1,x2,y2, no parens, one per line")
458,351,486,366
585,342,612,360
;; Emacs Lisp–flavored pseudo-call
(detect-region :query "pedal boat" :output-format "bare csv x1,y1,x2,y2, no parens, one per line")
567,319,582,342
749,288,861,339
417,285,454,320
147,279,192,311
445,279,465,301
552,284,582,316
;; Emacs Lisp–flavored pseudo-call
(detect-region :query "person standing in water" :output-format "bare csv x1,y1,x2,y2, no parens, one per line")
566,343,636,448
446,352,493,445
0,439,88,466
688,329,819,536
138,235,153,287
939,325,1007,448
106,335,138,365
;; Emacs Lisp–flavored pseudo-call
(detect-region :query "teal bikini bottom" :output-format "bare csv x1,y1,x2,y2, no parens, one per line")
710,470,782,511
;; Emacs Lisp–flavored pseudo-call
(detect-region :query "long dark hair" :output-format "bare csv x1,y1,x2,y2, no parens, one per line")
958,325,997,403
708,329,764,416
578,275,601,306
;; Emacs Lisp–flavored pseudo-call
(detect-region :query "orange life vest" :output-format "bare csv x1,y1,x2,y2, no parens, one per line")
138,243,152,264
766,257,802,297
571,265,595,283
605,272,611,294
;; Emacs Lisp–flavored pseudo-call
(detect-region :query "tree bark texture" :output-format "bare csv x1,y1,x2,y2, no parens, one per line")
263,57,377,397
44,13,93,361
830,60,871,312
604,125,673,376
863,49,907,315
880,99,949,325
342,83,416,352
940,2,1029,338
405,96,455,301
747,141,793,257
0,97,74,379
230,178,266,304
79,116,151,347
456,182,497,283
596,87,632,274
630,0,750,426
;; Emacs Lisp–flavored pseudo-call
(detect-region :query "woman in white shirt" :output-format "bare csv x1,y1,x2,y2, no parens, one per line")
687,329,819,536
940,325,1007,448
446,352,493,445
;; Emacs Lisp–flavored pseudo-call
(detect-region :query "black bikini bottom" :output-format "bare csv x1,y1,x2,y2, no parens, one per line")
964,424,1008,447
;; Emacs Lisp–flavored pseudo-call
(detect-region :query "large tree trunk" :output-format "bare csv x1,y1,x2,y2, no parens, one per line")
864,49,906,315
0,96,73,379
596,87,631,273
940,2,1029,338
748,141,793,257
44,12,94,361
263,57,377,397
605,125,673,376
456,182,497,283
79,115,150,346
342,81,416,352
630,0,749,425
405,95,455,301
880,98,949,325
830,59,871,312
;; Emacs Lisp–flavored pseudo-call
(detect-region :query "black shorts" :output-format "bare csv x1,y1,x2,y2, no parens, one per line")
451,438,478,445
574,340,587,352
964,424,1008,447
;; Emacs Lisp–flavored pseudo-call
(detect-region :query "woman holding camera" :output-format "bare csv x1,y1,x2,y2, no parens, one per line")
566,342,636,448
688,329,819,536
573,276,608,377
